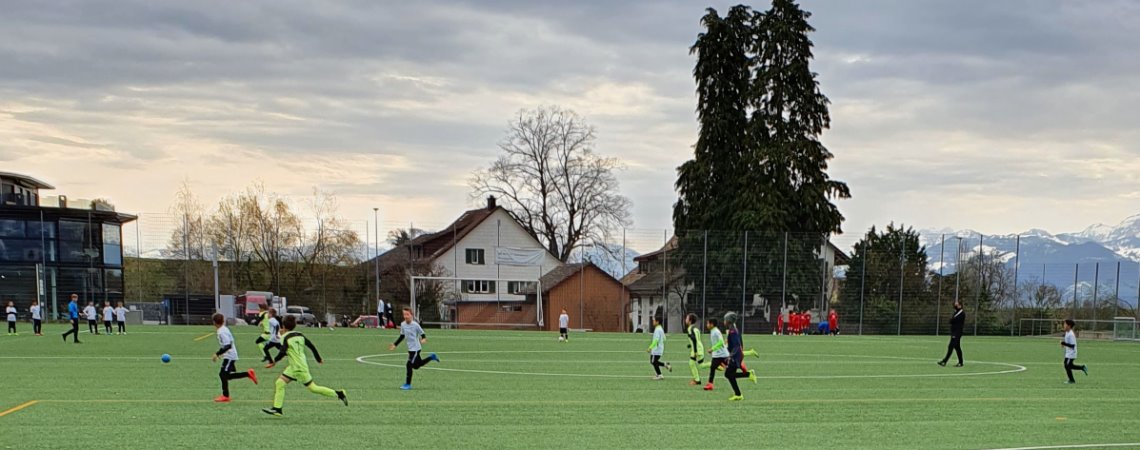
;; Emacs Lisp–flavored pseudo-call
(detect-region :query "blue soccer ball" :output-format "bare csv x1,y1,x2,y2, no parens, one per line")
161,354,171,363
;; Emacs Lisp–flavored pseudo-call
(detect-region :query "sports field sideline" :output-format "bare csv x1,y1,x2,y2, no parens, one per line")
2,325,1138,449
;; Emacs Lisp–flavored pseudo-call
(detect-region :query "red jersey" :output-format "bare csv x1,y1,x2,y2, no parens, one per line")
828,312,838,327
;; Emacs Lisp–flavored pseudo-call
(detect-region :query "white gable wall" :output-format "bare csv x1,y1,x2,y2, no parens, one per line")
433,208,563,301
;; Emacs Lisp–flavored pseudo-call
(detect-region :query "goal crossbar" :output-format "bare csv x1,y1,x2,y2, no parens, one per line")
410,276,544,327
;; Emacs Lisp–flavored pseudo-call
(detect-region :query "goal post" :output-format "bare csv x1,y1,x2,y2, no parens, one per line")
1018,317,1127,340
1113,316,1138,341
410,276,543,329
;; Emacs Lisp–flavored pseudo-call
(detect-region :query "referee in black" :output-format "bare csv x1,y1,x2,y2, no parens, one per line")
938,301,965,367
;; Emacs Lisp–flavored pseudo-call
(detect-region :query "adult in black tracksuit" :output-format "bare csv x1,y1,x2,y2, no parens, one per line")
938,301,965,367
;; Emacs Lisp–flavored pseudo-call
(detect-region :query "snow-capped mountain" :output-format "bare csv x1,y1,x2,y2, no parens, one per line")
915,214,1140,307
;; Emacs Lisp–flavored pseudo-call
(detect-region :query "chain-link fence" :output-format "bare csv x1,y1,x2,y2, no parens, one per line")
14,211,1137,336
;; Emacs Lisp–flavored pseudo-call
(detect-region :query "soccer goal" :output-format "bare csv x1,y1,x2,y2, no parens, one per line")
1018,318,1119,340
411,276,543,329
1112,316,1138,341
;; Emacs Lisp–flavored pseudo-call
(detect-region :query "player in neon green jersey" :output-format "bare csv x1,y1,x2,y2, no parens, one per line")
262,315,347,416
685,313,705,385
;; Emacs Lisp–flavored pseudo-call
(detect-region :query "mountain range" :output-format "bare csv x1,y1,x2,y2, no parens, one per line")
918,214,1140,306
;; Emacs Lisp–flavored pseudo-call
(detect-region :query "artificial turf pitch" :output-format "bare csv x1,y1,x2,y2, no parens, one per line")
1,325,1138,449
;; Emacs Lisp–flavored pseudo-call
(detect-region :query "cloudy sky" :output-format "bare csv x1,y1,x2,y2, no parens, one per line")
2,0,1139,245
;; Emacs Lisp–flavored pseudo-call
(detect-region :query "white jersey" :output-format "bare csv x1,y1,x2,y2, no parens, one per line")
1063,330,1078,359
650,325,666,356
559,313,569,329
5,306,14,322
267,318,281,343
217,326,238,360
115,307,127,322
30,305,41,321
709,327,730,358
103,306,114,321
84,306,97,320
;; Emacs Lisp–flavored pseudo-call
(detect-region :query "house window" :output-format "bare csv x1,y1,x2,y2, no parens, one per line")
462,279,495,294
499,303,523,312
465,248,485,265
507,281,536,295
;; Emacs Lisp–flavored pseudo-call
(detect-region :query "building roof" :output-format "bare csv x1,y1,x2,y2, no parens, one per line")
622,267,687,294
0,172,54,189
409,206,501,260
520,261,623,295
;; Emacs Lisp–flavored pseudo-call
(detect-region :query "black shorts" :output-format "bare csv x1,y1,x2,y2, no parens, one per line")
559,327,568,334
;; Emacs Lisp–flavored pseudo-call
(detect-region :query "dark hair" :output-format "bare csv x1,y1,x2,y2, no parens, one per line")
282,314,298,330
268,308,277,317
402,307,412,313
706,318,718,327
1064,319,1076,328
686,313,698,325
212,313,224,326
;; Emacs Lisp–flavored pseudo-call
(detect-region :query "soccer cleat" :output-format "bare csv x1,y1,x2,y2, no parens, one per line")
262,407,283,416
954,363,963,367
248,369,258,385
703,383,714,391
749,371,758,384
689,380,700,386
652,375,665,381
1082,366,1089,376
265,362,275,369
214,396,231,403
937,361,946,367
1064,380,1076,384
400,384,413,390
665,362,672,373
729,395,744,402
337,390,348,406
744,348,759,358
428,353,440,363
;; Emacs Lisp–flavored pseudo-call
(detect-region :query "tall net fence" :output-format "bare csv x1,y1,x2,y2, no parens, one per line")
23,214,1130,337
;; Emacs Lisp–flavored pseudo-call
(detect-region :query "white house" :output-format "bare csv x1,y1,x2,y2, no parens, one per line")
373,196,563,323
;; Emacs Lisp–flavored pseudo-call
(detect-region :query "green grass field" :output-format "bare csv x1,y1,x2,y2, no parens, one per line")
2,324,1139,450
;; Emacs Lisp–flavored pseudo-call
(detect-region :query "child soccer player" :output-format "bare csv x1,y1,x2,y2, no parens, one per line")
253,303,271,353
102,302,114,335
61,294,81,344
262,315,348,416
775,310,784,336
558,309,570,342
723,312,757,401
646,316,671,380
261,308,283,365
84,301,99,334
30,300,42,336
210,313,258,402
6,301,16,336
114,302,128,334
388,307,439,390
684,313,704,386
1061,319,1089,384
703,318,729,391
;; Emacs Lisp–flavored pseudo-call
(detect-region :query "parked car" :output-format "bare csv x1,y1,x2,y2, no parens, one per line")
284,306,317,326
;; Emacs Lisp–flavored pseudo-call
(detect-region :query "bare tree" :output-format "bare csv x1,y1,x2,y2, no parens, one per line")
471,106,632,262
165,180,211,260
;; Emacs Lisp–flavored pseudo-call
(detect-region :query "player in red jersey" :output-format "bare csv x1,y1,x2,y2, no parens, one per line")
828,309,839,335
775,310,784,335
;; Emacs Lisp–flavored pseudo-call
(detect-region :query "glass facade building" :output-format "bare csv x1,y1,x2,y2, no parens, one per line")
0,172,135,319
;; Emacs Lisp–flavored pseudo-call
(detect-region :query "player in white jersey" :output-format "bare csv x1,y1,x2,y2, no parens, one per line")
1061,319,1088,384
211,313,257,402
102,302,115,335
558,309,570,342
30,300,42,336
84,302,99,334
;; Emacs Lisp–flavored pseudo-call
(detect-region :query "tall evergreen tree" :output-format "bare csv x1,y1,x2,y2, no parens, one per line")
673,2,849,329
